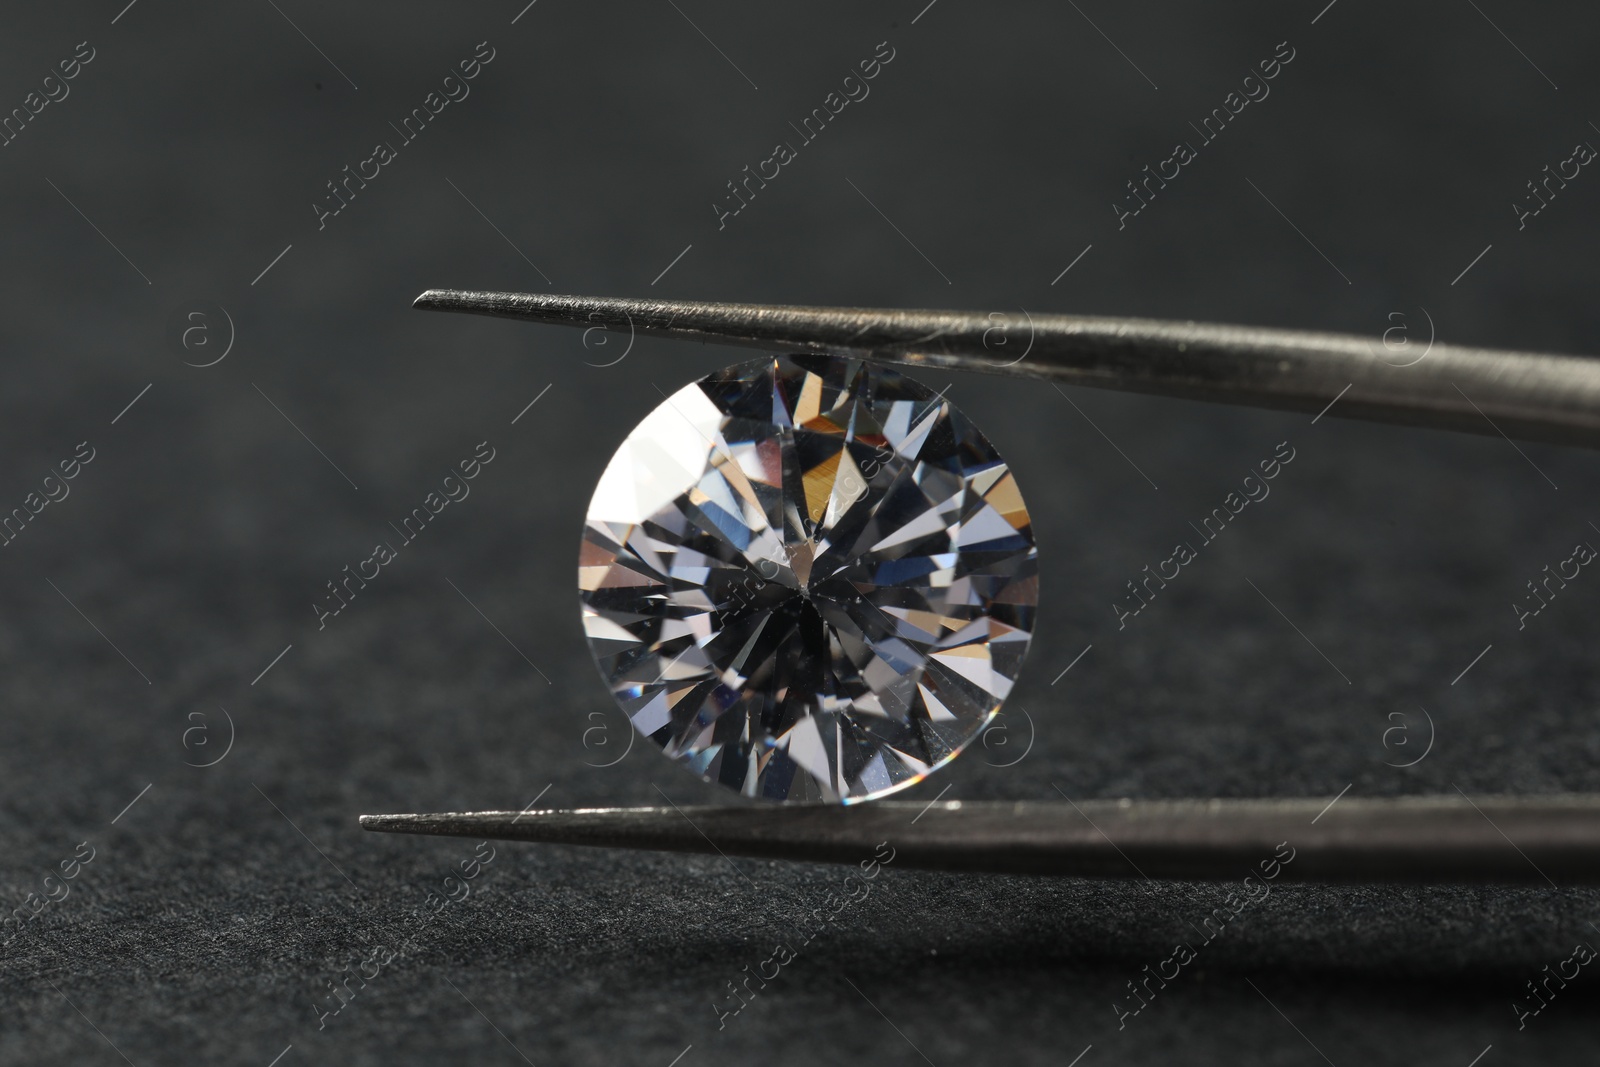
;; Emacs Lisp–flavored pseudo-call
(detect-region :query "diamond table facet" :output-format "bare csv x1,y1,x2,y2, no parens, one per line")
579,355,1038,803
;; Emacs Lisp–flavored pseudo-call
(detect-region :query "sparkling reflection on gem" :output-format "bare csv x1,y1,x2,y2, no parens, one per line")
579,355,1038,803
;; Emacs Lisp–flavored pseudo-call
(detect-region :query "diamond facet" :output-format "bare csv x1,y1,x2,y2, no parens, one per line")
579,355,1038,802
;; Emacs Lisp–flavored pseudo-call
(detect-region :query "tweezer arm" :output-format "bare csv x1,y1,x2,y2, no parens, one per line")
360,796,1600,884
414,290,1600,450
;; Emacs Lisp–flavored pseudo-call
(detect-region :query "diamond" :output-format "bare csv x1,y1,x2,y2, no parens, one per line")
579,355,1038,803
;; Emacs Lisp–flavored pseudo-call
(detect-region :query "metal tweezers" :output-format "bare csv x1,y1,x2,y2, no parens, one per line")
358,290,1600,884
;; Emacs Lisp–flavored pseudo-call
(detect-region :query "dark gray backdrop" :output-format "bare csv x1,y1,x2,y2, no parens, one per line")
4,1,1599,1064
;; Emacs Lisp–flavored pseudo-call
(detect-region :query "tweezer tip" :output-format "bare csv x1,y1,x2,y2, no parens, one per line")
412,288,451,311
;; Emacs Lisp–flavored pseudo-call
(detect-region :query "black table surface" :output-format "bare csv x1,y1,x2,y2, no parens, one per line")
4,2,1600,1064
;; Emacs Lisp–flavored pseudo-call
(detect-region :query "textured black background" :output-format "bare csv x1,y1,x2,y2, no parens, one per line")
4,1,1600,1064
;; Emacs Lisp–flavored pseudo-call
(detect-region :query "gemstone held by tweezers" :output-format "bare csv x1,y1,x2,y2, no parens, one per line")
579,354,1038,802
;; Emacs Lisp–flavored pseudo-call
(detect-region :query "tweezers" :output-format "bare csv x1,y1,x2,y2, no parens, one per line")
411,289,1600,449
358,290,1600,884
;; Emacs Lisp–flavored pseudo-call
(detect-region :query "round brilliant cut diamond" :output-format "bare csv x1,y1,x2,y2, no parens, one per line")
579,355,1038,802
